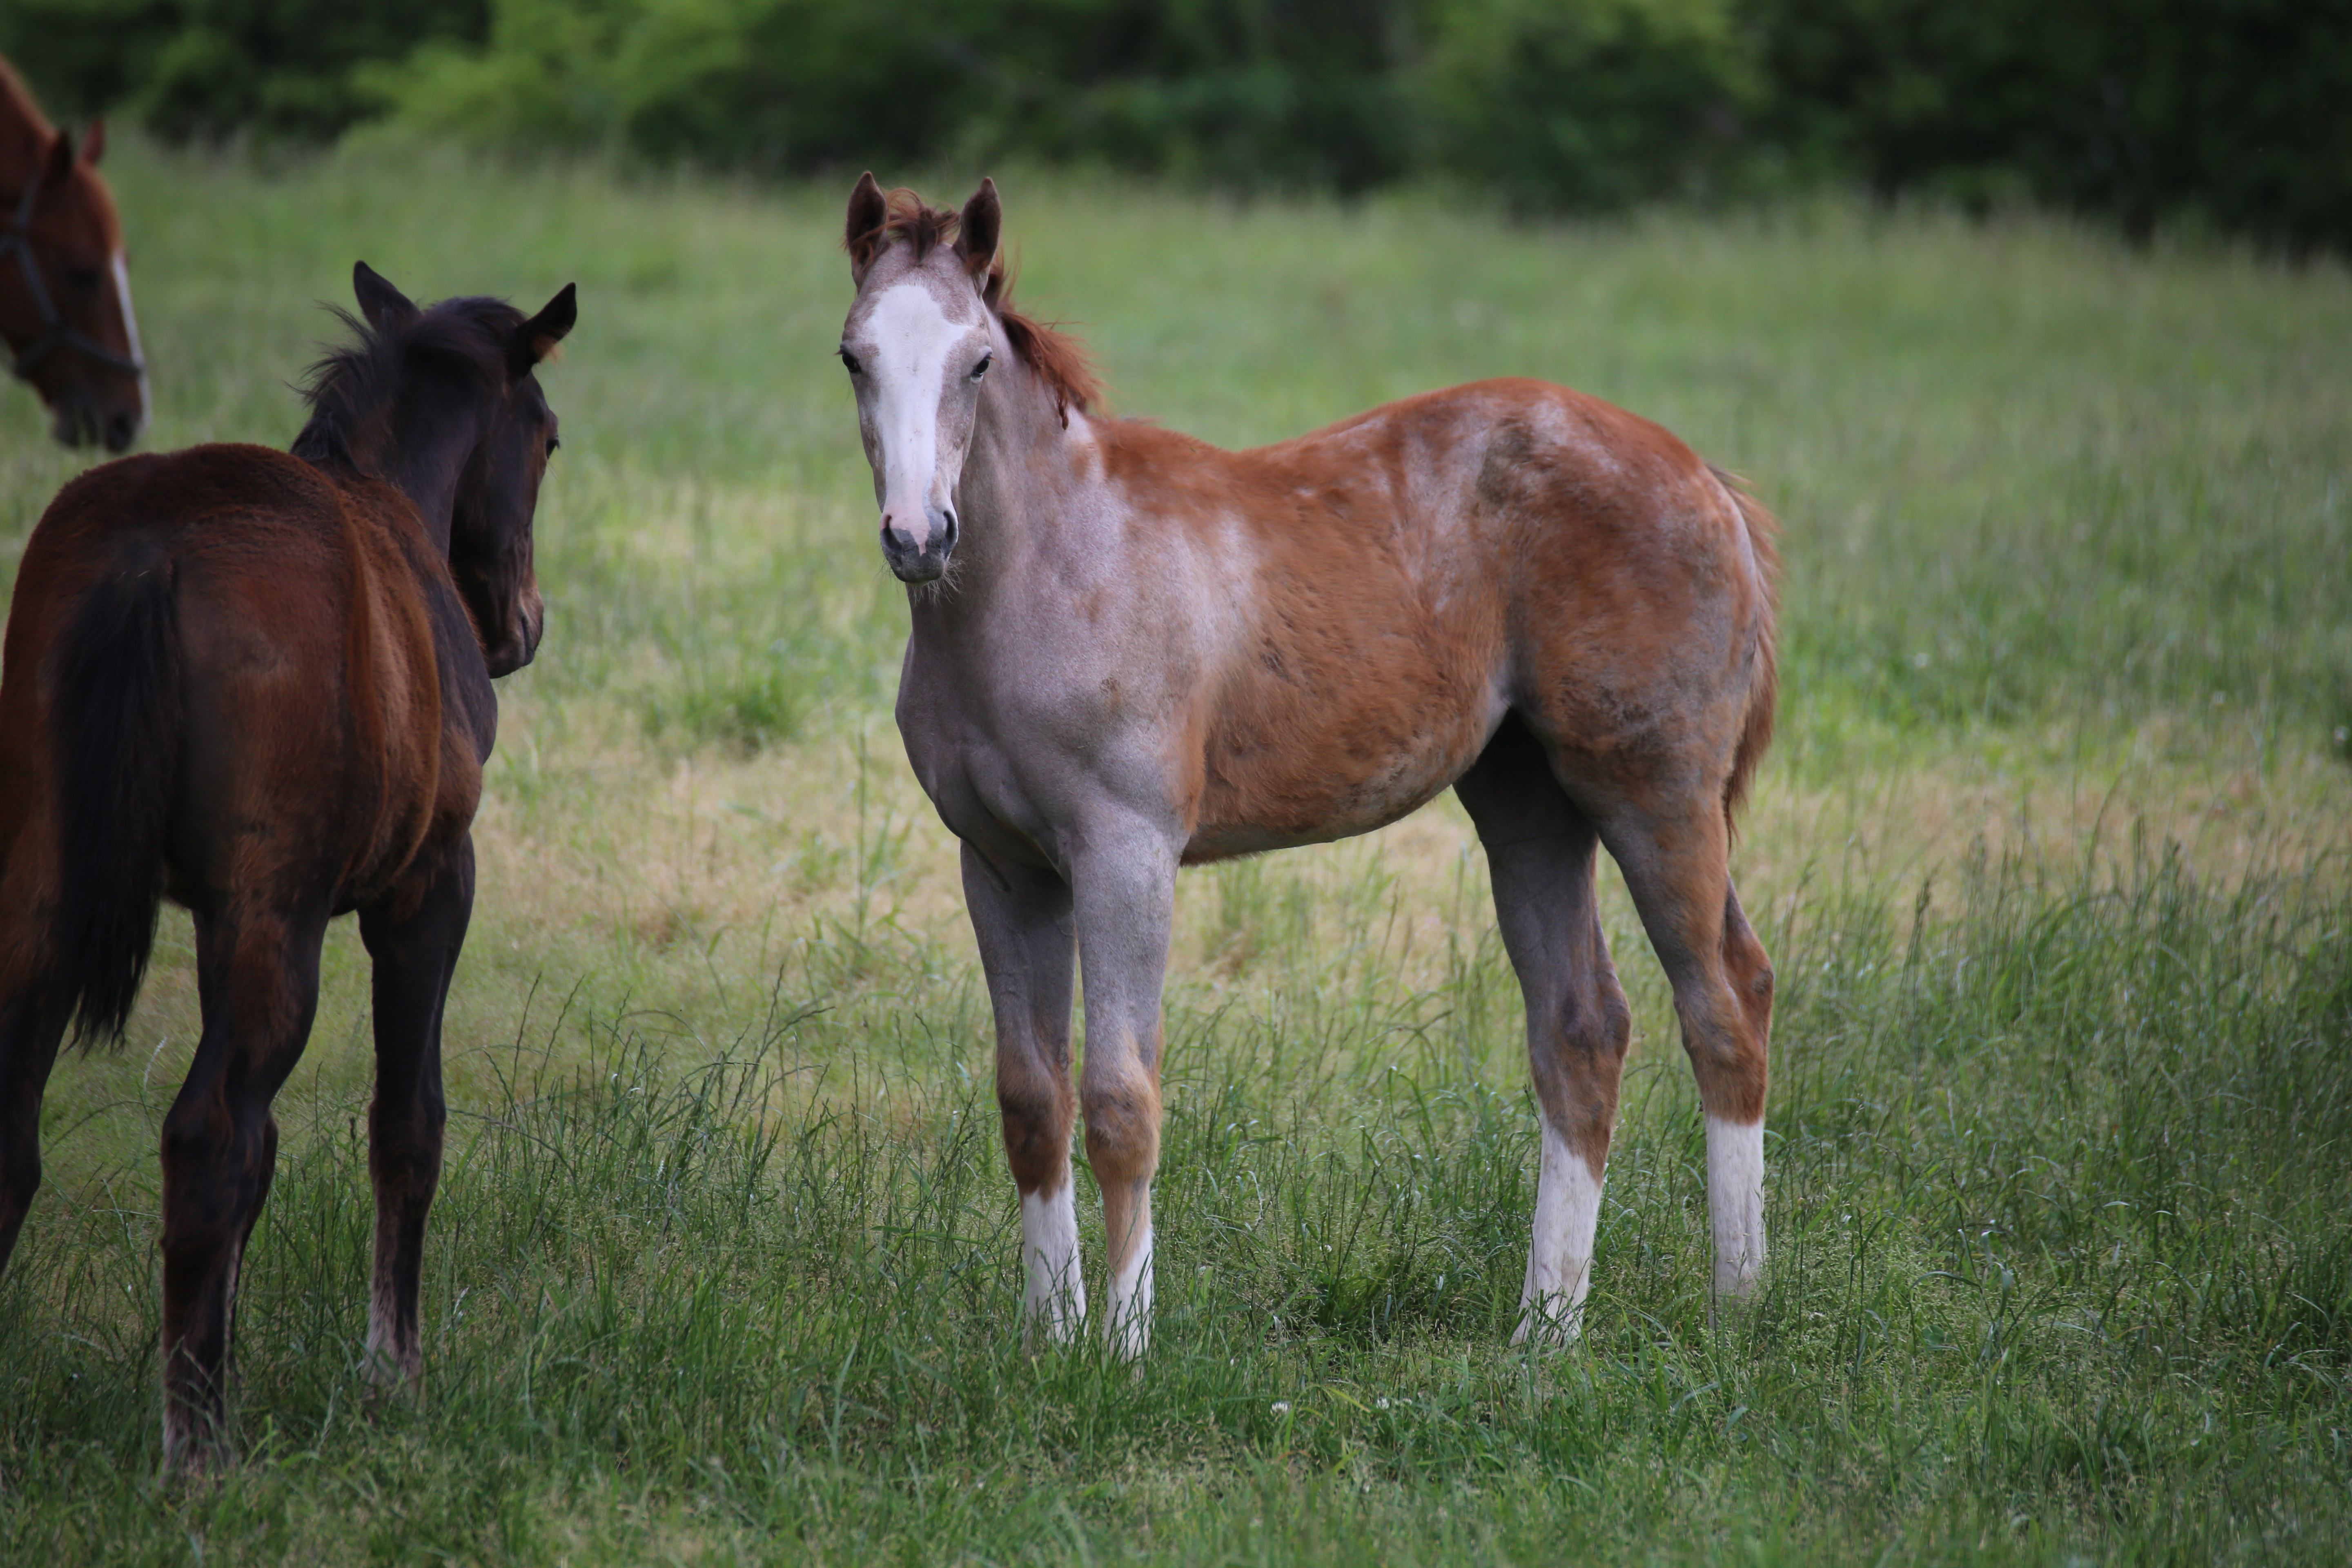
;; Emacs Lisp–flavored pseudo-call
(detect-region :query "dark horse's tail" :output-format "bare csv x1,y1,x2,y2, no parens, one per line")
51,557,180,1047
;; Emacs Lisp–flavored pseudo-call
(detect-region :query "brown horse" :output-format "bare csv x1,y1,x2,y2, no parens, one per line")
0,263,574,1466
0,57,146,450
837,178,1778,1357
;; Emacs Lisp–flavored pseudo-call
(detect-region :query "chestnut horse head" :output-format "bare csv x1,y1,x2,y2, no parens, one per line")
838,173,1097,583
0,62,146,450
292,263,575,675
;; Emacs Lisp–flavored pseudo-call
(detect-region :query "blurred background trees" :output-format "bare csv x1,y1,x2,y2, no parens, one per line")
3,0,2345,252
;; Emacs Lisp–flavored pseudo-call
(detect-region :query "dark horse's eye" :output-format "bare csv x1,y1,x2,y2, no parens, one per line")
67,265,102,292
545,436,560,458
971,354,992,381
838,349,862,376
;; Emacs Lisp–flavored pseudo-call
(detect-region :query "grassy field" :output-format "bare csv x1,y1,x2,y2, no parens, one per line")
1,138,2348,1563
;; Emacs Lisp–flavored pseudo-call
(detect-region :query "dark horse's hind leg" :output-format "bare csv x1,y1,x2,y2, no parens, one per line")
0,829,70,1271
159,903,328,1469
357,840,472,1388
0,978,72,1276
1454,715,1634,1346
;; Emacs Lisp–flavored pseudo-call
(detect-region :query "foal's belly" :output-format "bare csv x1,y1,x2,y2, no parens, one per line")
1182,662,1501,864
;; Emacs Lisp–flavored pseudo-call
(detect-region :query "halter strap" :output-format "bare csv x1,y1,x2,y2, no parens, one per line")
0,157,146,383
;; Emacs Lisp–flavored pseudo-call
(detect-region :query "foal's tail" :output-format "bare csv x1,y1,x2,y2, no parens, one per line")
50,557,180,1048
1712,466,1780,831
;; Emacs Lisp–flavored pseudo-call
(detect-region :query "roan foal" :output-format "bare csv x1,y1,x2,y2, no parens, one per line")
0,264,574,1466
837,177,1778,1359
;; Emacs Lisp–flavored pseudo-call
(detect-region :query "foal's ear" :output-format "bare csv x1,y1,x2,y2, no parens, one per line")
956,177,1001,280
82,119,106,166
352,262,419,332
514,283,577,373
846,171,887,285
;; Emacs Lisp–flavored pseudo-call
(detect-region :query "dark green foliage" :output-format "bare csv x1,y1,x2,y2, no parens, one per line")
6,0,2348,247
0,0,488,140
1748,0,2352,253
1418,0,1755,211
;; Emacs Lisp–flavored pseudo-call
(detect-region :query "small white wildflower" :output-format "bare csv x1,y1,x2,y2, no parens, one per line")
1375,1397,1391,1410
1271,1401,1292,1415
1911,652,1930,669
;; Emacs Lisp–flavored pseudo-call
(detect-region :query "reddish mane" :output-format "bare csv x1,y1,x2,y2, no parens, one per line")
855,187,1102,424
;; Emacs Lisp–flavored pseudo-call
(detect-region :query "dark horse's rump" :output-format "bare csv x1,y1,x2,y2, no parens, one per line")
0,265,575,1469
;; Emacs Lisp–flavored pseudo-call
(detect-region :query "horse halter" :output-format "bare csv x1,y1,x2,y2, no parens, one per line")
0,158,145,384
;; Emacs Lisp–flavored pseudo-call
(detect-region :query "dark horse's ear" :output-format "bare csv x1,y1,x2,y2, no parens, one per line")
352,262,419,333
43,129,76,185
512,283,577,374
846,171,887,285
956,177,1001,281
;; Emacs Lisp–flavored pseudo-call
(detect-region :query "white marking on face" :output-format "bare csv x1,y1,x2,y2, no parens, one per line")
1020,1185,1085,1345
861,282,978,552
110,250,149,424
1514,1120,1603,1348
1107,1213,1153,1361
1705,1114,1766,1300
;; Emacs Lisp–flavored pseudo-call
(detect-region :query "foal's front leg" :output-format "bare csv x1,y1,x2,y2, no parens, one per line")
962,843,1082,1344
1069,822,1178,1360
357,840,473,1388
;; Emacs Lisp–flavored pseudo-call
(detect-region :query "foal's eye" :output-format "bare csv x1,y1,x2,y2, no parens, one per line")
838,350,862,376
970,354,992,381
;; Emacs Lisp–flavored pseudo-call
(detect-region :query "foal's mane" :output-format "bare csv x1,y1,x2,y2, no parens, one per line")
292,297,526,470
858,188,1101,424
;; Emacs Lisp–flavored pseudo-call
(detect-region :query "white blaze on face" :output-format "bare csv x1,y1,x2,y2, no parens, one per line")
1514,1120,1604,1347
1705,1114,1766,1300
110,251,149,424
864,282,967,552
1020,1185,1085,1345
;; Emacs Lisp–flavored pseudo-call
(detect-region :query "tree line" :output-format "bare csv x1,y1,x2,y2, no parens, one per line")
6,0,2345,253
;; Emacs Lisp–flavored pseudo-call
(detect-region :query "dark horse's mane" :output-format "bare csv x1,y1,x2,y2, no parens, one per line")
858,188,1101,425
292,297,528,469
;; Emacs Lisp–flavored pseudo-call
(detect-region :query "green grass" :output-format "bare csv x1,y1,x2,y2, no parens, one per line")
0,138,2348,1562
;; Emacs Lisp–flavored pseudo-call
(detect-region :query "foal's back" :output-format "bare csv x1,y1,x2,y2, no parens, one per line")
4,443,482,913
1085,378,1769,858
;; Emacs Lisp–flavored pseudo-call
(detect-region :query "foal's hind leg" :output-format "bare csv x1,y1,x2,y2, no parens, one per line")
1456,717,1633,1346
962,843,1084,1345
1598,802,1774,1309
159,903,327,1468
358,840,473,1388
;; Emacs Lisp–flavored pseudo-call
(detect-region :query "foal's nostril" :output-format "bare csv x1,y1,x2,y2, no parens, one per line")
939,509,958,552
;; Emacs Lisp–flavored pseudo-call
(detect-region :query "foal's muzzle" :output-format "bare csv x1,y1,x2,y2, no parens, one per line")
882,506,958,584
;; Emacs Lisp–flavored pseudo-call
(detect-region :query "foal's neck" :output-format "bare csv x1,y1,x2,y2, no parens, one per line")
948,352,1094,600
364,392,483,555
